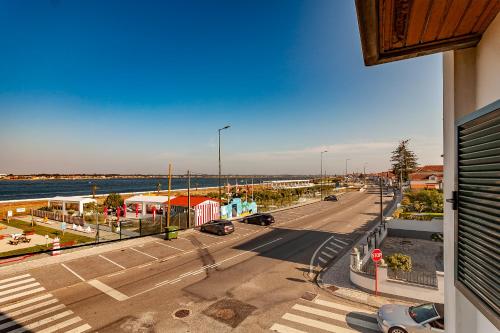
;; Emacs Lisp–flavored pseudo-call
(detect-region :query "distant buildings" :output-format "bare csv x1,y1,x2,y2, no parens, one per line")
409,165,443,190
0,174,7,179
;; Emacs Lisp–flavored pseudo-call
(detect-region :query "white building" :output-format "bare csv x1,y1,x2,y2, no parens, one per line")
355,2,499,332
124,195,175,218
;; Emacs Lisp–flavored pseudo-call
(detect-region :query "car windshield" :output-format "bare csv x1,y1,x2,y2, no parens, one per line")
409,304,438,324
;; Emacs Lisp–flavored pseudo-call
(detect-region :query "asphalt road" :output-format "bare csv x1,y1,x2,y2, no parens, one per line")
0,188,393,333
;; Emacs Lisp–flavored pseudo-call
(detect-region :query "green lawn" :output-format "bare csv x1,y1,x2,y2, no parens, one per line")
1,219,95,244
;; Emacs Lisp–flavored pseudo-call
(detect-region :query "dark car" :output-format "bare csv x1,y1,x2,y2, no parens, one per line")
242,213,275,226
200,220,234,236
324,195,339,201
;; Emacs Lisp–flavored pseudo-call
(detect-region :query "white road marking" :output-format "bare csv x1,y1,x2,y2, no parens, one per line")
0,304,65,330
153,241,185,251
270,323,308,333
0,282,40,296
309,235,336,276
0,298,58,320
0,287,45,304
282,313,357,333
138,263,152,268
336,239,349,246
130,247,158,260
0,277,36,290
87,279,129,301
0,274,31,284
292,304,379,331
37,316,83,333
61,263,86,282
313,299,377,318
10,309,74,333
134,237,283,297
107,271,126,277
325,246,337,253
99,255,126,269
0,293,53,312
321,251,333,258
65,324,92,333
330,241,344,249
318,257,327,264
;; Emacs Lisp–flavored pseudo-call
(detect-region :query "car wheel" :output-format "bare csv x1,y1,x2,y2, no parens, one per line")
260,221,266,226
217,230,223,236
389,327,408,333
200,227,205,232
244,219,248,224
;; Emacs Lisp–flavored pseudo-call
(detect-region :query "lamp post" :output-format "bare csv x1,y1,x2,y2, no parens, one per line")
345,158,351,181
218,125,230,217
363,162,368,181
320,150,328,199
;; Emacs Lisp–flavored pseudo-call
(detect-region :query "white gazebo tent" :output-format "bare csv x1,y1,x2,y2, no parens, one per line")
124,195,175,218
48,196,97,215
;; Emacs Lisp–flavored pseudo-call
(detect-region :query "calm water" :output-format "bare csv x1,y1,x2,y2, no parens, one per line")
0,177,306,201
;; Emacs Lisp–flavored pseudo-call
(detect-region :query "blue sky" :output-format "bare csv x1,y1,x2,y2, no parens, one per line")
0,0,443,175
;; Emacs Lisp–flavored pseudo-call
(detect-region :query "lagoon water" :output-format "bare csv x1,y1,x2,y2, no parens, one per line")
0,177,302,201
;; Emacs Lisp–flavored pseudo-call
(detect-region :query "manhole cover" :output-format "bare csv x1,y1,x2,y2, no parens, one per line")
203,298,256,328
301,292,317,301
173,309,190,318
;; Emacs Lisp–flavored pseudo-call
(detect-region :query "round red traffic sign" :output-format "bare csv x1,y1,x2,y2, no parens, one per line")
371,248,382,262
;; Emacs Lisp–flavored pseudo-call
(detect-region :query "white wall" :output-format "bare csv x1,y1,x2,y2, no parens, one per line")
442,12,500,333
388,219,443,233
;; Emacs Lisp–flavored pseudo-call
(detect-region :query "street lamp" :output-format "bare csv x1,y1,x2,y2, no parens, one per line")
345,158,351,180
218,125,230,217
363,162,368,180
320,150,328,199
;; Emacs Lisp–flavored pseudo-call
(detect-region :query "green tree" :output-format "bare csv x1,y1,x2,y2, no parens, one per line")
391,139,418,182
386,253,412,272
104,193,124,208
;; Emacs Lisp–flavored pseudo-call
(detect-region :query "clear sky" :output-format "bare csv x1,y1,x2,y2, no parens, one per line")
0,0,443,175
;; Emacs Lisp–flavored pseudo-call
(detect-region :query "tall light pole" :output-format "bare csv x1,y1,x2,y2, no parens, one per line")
320,150,328,199
345,158,351,180
363,162,368,180
218,125,230,217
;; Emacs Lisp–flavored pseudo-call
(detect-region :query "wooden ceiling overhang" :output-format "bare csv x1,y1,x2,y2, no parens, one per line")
355,0,500,66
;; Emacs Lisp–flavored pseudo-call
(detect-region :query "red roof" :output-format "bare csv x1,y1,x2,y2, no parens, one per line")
409,173,443,181
168,196,218,207
416,165,443,172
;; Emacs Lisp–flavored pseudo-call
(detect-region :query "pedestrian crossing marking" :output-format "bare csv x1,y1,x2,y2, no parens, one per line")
0,273,92,333
318,257,327,263
321,251,334,258
282,313,358,333
335,239,349,246
330,242,344,249
270,323,308,333
325,246,338,253
270,297,379,333
66,324,92,333
0,278,36,290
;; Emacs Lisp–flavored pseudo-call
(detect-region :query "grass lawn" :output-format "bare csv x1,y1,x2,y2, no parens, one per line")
0,244,52,259
1,219,94,244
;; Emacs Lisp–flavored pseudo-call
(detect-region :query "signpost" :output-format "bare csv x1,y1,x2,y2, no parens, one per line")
371,248,383,296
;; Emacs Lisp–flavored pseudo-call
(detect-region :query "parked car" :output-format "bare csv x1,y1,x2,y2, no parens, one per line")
324,195,339,201
241,213,275,226
377,302,445,333
200,220,234,236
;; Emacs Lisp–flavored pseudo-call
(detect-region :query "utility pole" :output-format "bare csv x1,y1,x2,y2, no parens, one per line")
345,158,350,181
218,125,230,218
167,163,172,229
379,177,383,226
320,150,327,199
187,170,191,228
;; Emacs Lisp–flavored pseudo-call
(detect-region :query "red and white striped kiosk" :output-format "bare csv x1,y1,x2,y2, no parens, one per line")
169,196,220,227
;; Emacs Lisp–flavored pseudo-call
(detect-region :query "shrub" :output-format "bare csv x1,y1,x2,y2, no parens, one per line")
104,193,124,208
385,253,412,272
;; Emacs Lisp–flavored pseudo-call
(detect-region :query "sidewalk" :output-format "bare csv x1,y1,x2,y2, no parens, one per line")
317,191,414,308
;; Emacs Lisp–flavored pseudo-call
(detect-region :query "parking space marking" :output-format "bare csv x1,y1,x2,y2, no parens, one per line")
196,232,221,239
87,279,129,301
153,241,185,252
130,247,158,260
98,255,126,270
60,263,86,282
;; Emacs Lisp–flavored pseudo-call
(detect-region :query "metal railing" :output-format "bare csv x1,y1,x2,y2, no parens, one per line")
31,209,84,225
388,269,438,287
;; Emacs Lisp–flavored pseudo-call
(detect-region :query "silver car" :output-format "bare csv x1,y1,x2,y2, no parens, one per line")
377,303,445,333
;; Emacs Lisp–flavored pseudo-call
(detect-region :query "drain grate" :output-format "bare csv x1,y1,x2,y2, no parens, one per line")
327,285,339,292
173,309,190,319
203,298,256,328
301,291,317,301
